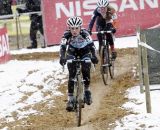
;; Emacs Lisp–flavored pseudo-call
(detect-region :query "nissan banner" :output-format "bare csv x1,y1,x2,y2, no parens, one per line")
42,0,160,45
0,27,10,64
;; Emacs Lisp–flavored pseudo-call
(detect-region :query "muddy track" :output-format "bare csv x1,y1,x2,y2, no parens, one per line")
5,48,138,130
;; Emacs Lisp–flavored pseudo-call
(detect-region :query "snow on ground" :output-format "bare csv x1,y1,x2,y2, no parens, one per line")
0,60,67,123
115,85,160,130
1,35,160,129
10,35,137,54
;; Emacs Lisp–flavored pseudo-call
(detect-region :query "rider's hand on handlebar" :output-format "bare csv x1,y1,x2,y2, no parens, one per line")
110,27,116,33
87,29,92,35
91,56,98,64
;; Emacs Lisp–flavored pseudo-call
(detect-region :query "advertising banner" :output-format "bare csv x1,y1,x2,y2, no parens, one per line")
42,0,160,45
0,27,11,64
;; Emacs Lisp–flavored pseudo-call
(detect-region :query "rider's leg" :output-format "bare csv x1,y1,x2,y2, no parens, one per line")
97,33,103,55
96,26,103,55
66,62,76,111
82,62,92,105
105,23,117,60
106,33,117,60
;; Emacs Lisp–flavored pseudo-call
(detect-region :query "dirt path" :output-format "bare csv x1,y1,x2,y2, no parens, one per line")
64,51,138,130
6,48,138,130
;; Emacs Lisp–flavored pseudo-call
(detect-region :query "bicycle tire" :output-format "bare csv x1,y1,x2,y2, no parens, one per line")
101,47,109,85
76,99,82,127
76,74,83,127
109,58,114,78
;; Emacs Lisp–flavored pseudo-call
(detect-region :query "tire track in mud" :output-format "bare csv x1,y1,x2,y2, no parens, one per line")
63,53,138,130
5,48,138,130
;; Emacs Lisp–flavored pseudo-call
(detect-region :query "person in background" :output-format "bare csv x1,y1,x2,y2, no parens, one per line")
59,16,98,111
0,0,13,16
16,0,45,49
15,0,26,4
88,0,118,60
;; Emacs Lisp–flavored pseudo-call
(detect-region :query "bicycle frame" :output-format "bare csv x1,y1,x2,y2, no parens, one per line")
101,31,111,67
92,31,112,58
92,31,114,85
67,58,91,126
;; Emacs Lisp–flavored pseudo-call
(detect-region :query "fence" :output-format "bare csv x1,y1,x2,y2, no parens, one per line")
0,10,44,50
137,27,160,113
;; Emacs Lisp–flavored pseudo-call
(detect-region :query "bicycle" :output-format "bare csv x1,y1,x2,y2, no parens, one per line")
67,57,91,127
92,30,115,85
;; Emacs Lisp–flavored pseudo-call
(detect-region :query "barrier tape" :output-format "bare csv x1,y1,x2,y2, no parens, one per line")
137,32,160,54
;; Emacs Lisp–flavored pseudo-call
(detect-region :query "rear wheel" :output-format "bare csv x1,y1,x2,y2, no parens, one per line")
101,47,109,85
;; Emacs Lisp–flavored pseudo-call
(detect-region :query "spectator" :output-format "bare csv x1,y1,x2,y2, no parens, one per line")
0,0,13,16
16,0,45,49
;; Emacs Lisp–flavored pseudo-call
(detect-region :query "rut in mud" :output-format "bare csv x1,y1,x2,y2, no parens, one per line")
3,48,138,130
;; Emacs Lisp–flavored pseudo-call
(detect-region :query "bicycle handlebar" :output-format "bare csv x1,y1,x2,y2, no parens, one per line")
92,30,112,34
67,59,91,64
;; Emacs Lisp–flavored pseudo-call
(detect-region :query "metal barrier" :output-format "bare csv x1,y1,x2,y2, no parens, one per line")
0,11,43,50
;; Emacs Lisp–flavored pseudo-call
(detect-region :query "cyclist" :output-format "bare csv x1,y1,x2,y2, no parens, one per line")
59,16,98,111
88,0,118,60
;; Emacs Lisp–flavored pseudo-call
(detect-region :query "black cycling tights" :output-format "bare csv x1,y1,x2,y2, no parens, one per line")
67,62,91,94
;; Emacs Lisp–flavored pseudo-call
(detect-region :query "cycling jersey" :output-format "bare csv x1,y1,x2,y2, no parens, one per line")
60,28,96,59
59,28,98,95
88,5,118,31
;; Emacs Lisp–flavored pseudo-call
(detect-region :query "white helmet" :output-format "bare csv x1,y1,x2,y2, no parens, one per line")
97,0,109,7
67,16,83,27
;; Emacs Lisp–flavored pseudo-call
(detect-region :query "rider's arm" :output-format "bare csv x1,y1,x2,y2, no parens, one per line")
90,42,97,57
108,5,118,28
59,31,71,58
88,8,100,31
84,30,97,56
59,38,67,58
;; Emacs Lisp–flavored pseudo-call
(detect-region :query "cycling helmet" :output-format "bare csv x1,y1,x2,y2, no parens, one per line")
67,16,83,27
97,0,109,7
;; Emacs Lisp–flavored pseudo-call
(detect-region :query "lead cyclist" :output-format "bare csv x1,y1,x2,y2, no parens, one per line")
59,16,98,111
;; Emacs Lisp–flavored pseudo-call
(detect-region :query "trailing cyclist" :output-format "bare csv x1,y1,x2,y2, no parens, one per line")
59,16,98,111
88,0,118,60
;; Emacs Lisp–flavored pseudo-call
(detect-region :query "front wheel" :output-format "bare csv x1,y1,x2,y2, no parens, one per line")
76,99,82,127
101,48,109,85
75,75,83,127
109,58,115,79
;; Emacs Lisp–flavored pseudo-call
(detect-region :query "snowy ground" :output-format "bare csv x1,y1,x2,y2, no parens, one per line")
115,85,160,130
1,35,160,129
0,60,68,123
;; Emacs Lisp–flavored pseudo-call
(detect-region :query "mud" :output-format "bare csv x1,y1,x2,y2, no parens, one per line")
2,48,139,130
